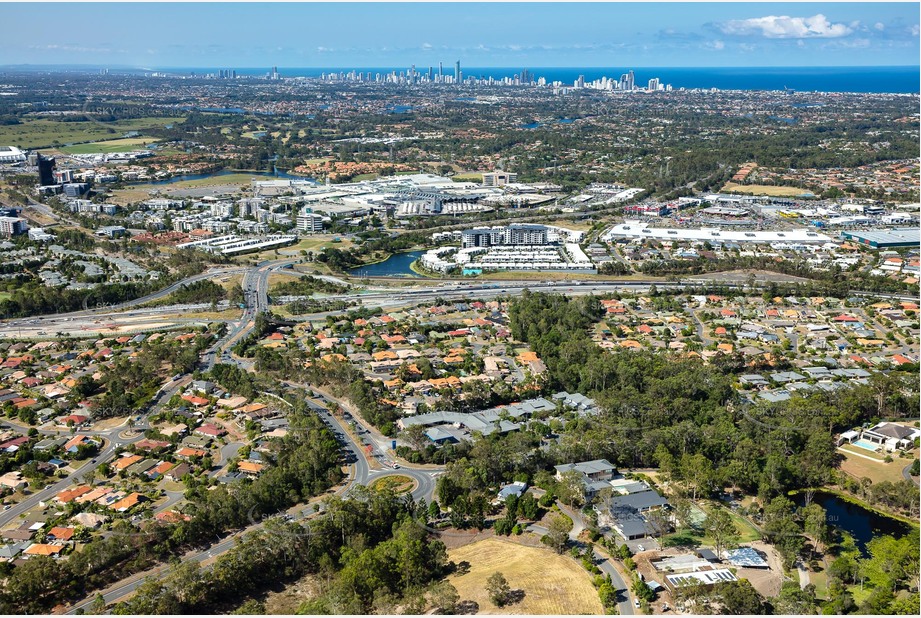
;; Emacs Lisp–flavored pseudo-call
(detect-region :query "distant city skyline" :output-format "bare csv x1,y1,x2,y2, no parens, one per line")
1,2,918,68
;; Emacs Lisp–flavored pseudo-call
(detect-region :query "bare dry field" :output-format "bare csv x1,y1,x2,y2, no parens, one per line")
720,182,812,197
447,537,602,615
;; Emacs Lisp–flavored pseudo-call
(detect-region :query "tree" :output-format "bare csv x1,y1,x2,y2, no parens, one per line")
428,581,460,614
518,493,539,520
89,594,107,614
681,452,715,501
542,513,572,554
232,599,266,614
556,470,585,509
802,503,830,560
632,576,656,602
773,581,817,615
703,508,738,559
714,580,766,614
477,569,508,608
762,496,804,567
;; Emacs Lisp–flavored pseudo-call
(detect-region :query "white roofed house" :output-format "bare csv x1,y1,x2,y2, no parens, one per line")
860,422,920,452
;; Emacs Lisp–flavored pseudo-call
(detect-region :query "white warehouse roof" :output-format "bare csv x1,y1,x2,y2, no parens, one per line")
604,221,831,244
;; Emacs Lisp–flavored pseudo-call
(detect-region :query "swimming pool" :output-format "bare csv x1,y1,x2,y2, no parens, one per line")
852,439,880,452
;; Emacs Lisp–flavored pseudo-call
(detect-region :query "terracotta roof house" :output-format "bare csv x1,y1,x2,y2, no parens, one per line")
24,543,65,556
194,423,226,437
55,485,93,504
110,492,146,512
237,460,265,475
47,527,75,542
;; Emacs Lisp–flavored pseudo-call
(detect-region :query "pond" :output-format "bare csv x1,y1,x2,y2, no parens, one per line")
349,250,424,278
795,491,916,555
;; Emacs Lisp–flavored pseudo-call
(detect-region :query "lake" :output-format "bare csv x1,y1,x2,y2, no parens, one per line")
141,167,313,185
795,491,916,554
349,250,424,278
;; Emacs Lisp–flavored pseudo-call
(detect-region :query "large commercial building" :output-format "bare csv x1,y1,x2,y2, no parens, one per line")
604,221,831,244
840,228,920,249
0,146,26,164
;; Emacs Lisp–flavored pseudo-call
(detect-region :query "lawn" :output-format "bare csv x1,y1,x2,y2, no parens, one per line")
452,172,484,182
302,156,335,165
110,173,263,204
662,502,761,548
838,447,914,485
59,137,161,154
0,116,178,149
214,274,243,292
369,474,415,495
447,537,603,615
720,182,813,197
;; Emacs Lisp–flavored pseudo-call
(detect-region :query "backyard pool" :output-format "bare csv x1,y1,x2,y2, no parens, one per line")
852,439,880,452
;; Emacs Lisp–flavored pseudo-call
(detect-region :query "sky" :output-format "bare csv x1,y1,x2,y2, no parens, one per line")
0,2,918,68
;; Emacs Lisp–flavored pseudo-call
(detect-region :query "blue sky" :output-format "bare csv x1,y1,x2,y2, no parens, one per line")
1,2,918,68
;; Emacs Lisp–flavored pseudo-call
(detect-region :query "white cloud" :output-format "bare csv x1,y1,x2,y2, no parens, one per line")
912,24,920,36
705,40,725,50
421,42,433,51
719,14,855,39
874,22,885,31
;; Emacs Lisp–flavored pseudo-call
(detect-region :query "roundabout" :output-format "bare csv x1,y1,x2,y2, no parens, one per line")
368,473,417,495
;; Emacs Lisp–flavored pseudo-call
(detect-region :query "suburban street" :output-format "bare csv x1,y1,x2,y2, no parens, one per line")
0,254,913,614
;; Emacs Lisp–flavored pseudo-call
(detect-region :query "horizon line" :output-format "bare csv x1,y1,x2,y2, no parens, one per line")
2,63,919,70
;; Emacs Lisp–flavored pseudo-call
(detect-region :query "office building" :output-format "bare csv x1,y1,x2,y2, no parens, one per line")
0,216,28,237
62,183,89,198
482,171,518,187
296,212,325,233
54,169,74,184
28,227,55,242
37,154,56,186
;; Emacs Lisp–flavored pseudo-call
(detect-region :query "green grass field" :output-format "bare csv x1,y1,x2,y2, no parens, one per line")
452,172,484,182
0,117,179,150
59,137,161,154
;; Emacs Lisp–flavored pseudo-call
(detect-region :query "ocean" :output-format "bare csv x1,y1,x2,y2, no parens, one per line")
164,65,919,94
